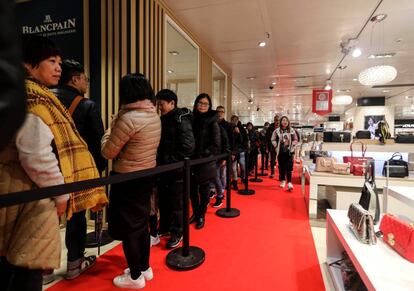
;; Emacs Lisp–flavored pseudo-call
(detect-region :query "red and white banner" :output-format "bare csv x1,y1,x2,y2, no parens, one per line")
312,89,332,115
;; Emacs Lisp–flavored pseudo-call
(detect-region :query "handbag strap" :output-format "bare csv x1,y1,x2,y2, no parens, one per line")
68,95,83,116
349,141,367,158
390,152,403,160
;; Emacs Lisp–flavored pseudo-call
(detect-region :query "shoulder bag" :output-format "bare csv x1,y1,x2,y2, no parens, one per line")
342,141,373,174
347,203,377,245
315,156,336,172
382,152,409,178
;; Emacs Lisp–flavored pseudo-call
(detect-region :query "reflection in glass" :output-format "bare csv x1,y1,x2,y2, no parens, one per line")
165,21,198,108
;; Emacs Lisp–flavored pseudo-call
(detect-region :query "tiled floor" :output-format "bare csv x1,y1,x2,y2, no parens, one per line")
44,229,121,289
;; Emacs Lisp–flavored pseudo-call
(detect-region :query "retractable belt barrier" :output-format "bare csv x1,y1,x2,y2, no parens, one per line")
0,153,228,208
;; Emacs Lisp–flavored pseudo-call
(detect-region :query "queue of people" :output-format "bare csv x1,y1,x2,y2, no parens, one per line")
0,34,299,291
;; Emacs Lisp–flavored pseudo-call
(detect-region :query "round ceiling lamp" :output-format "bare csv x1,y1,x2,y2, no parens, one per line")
358,65,397,86
332,95,353,105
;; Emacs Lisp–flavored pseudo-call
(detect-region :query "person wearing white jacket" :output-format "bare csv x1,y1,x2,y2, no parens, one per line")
271,116,298,191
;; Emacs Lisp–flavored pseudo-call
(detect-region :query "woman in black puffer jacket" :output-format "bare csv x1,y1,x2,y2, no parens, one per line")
190,93,221,229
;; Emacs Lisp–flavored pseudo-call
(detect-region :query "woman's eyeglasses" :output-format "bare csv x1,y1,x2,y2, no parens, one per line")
197,102,210,107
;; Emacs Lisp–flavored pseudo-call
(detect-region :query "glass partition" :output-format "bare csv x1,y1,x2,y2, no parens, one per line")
212,62,227,109
165,18,199,108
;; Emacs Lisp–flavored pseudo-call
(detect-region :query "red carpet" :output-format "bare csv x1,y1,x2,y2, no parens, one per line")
48,170,324,291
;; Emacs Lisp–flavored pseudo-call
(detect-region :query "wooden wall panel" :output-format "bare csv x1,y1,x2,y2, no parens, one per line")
100,0,164,127
200,49,213,97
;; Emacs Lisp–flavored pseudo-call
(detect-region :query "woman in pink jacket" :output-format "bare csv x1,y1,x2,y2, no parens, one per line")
101,73,161,289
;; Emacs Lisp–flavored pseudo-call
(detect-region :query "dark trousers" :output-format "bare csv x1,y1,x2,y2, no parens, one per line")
0,256,42,291
158,172,183,236
270,147,276,175
248,150,258,173
65,210,87,262
122,227,150,280
260,148,268,170
278,152,293,183
190,178,210,218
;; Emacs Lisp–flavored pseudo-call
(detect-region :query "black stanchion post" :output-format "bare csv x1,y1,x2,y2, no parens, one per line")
238,151,255,195
257,151,268,177
85,210,113,251
249,153,263,183
166,158,205,270
216,151,240,218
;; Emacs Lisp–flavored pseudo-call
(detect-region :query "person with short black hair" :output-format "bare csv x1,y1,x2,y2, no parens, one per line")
102,73,161,289
50,59,107,280
156,89,195,248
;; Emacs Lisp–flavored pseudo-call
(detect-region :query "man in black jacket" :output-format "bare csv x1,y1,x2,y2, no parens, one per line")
156,89,195,248
266,114,280,178
0,0,26,151
50,59,106,280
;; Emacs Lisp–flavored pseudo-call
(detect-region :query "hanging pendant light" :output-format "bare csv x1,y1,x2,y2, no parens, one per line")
358,65,397,86
332,95,353,105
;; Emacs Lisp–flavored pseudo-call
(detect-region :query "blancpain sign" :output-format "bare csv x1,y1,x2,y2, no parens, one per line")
22,14,77,36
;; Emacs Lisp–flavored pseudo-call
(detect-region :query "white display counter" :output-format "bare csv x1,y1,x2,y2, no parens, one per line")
326,209,414,291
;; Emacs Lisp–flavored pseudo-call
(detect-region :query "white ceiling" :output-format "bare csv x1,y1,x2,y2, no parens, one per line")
163,0,414,124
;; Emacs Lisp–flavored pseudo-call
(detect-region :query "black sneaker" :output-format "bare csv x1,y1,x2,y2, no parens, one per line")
166,235,182,249
213,197,223,208
209,190,216,199
231,180,238,190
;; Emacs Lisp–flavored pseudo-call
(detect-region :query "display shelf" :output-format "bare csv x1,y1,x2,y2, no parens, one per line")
326,210,414,291
320,142,414,153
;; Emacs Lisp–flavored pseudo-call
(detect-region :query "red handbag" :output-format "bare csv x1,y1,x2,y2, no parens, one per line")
379,214,414,263
342,141,373,174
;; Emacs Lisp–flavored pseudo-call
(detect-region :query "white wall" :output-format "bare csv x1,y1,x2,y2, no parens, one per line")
345,106,395,136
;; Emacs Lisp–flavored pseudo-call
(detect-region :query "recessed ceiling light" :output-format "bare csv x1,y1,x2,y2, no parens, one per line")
258,41,266,47
382,90,390,93
247,76,256,80
276,94,280,96
167,69,174,74
169,50,179,56
352,48,362,58
353,78,358,81
272,82,277,85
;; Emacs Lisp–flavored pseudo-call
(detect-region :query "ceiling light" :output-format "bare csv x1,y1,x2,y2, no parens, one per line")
167,69,174,74
382,90,390,93
368,52,396,59
358,65,397,86
169,50,179,56
247,76,256,80
352,48,362,58
324,80,332,90
272,82,277,85
353,78,358,81
332,95,353,105
371,14,387,23
258,41,266,47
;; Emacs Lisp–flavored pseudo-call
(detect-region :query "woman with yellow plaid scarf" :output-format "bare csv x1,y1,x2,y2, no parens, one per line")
0,35,107,291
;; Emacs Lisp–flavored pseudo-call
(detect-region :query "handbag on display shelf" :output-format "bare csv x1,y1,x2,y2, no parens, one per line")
382,152,409,178
332,162,351,175
342,141,373,174
347,203,377,245
332,132,351,143
358,160,380,224
379,214,414,263
315,157,337,172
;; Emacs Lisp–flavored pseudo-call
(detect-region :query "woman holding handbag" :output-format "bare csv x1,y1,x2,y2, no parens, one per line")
101,73,161,289
271,116,298,191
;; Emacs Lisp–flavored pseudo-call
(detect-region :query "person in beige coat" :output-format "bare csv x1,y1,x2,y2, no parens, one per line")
101,73,160,290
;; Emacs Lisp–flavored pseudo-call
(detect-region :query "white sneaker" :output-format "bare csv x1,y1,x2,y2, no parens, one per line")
113,273,145,289
123,266,153,281
280,181,286,188
150,235,160,247
288,182,293,190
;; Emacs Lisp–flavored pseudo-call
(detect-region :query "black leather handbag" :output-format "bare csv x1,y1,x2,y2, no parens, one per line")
358,160,380,225
332,132,351,142
356,130,371,139
395,134,414,143
382,152,409,178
